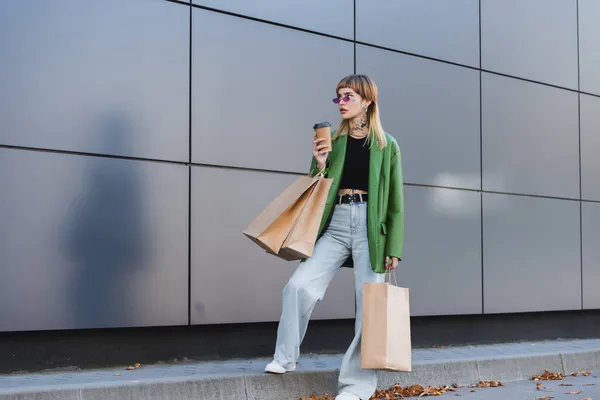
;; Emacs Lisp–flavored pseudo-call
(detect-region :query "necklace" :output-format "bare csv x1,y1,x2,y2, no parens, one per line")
349,131,368,139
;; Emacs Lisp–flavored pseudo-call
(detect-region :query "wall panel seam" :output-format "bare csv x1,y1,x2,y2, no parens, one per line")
2,144,598,204
355,40,592,96
190,2,354,42
577,0,583,310
186,0,592,98
353,0,357,74
188,1,193,326
479,0,484,315
163,0,190,7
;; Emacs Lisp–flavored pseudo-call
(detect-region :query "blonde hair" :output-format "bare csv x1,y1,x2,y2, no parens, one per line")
332,74,387,150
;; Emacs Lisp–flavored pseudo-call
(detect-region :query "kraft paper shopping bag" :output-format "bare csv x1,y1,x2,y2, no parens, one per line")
361,274,412,372
243,175,319,256
278,176,333,260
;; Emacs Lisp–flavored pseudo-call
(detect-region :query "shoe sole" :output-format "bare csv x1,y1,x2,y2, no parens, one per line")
265,366,295,374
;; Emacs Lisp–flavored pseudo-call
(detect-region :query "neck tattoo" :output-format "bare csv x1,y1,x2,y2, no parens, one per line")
350,113,369,138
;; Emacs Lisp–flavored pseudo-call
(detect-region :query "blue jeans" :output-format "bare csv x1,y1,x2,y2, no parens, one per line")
273,203,384,399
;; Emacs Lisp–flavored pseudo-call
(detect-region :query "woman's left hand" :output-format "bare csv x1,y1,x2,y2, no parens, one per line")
385,256,399,270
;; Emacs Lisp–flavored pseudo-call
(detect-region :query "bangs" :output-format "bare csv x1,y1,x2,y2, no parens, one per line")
336,75,365,96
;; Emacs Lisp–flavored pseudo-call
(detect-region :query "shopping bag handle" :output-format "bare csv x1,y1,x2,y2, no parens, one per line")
385,269,398,286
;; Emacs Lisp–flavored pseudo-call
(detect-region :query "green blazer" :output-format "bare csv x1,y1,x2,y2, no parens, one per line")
308,131,405,274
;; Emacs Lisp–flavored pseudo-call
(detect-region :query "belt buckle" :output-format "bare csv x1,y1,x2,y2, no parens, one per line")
339,193,364,204
350,193,362,203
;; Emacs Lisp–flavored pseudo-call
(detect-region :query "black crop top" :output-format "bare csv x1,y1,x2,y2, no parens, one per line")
339,136,370,191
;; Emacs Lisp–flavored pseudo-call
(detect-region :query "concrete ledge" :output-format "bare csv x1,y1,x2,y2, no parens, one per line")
2,339,600,400
378,359,480,389
561,349,600,373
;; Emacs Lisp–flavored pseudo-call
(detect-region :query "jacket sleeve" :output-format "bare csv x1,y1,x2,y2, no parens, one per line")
385,148,404,260
308,156,329,177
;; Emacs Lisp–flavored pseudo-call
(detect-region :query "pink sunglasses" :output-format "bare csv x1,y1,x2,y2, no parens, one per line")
332,96,352,104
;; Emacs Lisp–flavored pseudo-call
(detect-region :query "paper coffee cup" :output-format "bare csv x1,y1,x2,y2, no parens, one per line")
313,122,332,152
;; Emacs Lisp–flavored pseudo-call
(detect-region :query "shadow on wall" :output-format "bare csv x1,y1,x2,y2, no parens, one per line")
65,111,148,329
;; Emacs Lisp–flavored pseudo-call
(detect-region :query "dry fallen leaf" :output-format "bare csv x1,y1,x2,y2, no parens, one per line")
569,370,592,377
303,381,503,399
474,381,503,388
536,382,553,392
304,382,476,399
533,370,566,381
569,371,592,377
299,393,332,400
125,363,141,371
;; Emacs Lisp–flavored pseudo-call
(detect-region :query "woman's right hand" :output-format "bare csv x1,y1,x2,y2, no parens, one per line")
313,137,329,169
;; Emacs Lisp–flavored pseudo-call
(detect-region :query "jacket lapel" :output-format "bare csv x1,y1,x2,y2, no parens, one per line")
329,134,347,183
368,138,383,193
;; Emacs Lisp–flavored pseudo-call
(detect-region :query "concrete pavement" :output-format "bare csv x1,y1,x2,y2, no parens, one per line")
433,373,600,399
1,338,600,399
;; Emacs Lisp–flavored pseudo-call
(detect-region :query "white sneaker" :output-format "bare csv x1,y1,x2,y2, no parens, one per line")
335,393,360,400
264,360,295,374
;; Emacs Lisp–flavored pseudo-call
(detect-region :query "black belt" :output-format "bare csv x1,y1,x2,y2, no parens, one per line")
337,193,368,204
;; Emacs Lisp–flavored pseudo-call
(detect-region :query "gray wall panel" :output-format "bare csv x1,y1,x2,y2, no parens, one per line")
483,193,581,313
582,202,600,309
0,149,189,332
581,94,600,201
481,0,578,89
482,73,579,198
403,187,482,316
0,0,189,162
579,0,600,95
191,0,353,39
190,166,355,324
191,9,353,173
356,0,479,67
357,45,480,190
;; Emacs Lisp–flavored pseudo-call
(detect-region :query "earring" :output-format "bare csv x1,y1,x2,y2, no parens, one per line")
362,103,368,112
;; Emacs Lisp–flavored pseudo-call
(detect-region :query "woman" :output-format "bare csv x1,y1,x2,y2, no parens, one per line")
265,74,404,400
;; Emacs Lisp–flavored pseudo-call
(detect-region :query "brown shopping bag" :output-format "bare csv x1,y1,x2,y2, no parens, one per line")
243,174,320,257
361,272,412,372
278,176,333,260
